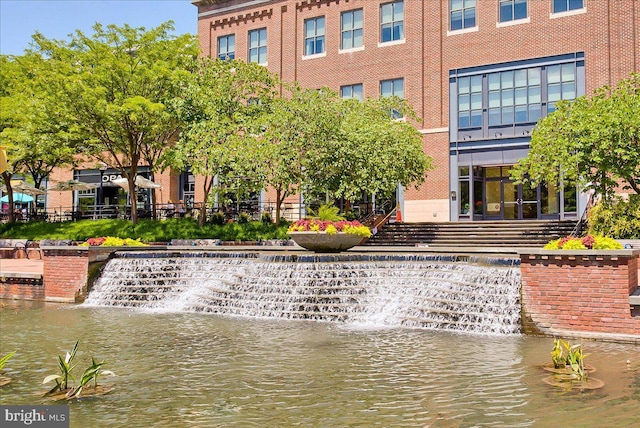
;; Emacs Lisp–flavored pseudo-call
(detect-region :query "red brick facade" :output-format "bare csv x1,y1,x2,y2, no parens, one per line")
520,250,640,338
195,0,639,221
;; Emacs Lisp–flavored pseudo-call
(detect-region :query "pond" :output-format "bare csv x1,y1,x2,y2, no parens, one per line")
1,300,639,427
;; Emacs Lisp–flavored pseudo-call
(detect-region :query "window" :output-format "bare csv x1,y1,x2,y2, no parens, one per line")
458,75,483,128
487,67,541,126
304,17,325,56
248,28,267,64
451,0,476,31
341,9,363,50
380,78,404,118
380,1,404,43
499,0,527,22
340,84,363,100
553,0,583,13
217,34,235,60
451,53,584,141
547,63,576,112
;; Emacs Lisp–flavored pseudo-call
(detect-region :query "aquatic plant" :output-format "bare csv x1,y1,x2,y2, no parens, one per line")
42,340,115,400
0,350,16,387
549,338,589,380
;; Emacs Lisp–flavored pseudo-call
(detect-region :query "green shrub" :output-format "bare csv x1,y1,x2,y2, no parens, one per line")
261,211,272,224
587,196,640,239
209,211,226,225
237,212,251,224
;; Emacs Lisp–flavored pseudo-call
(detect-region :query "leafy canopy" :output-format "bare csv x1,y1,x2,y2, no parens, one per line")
512,73,640,200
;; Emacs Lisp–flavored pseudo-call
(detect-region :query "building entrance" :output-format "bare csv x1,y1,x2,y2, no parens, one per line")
459,165,577,221
484,178,537,220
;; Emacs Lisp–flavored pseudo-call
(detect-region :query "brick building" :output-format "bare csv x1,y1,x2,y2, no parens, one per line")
193,0,639,223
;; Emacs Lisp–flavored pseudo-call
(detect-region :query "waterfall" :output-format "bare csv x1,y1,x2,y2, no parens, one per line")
84,252,522,334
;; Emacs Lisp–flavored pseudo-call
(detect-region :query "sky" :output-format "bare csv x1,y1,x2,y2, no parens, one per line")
0,0,198,55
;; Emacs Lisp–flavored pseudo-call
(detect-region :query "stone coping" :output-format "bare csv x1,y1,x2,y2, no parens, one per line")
517,248,639,256
0,272,42,279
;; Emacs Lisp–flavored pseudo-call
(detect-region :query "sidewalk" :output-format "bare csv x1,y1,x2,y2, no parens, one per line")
0,258,44,276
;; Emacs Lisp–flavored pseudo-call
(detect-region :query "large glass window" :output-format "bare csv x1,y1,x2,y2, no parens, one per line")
455,60,580,134
340,84,363,100
341,9,363,50
380,1,404,43
487,67,541,126
248,28,267,64
217,34,235,60
450,0,476,31
499,0,527,22
304,17,325,56
547,63,576,112
553,0,583,13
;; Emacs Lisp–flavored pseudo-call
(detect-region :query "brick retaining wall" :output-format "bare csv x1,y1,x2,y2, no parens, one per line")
519,250,640,338
0,274,44,301
40,247,115,302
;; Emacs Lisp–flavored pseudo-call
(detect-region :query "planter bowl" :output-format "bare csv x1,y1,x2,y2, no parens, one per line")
288,232,364,253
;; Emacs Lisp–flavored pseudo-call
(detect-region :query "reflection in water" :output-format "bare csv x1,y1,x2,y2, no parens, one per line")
0,300,638,427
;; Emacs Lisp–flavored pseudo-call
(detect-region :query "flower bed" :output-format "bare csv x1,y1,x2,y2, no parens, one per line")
288,220,371,238
543,235,622,250
287,220,371,253
78,237,148,247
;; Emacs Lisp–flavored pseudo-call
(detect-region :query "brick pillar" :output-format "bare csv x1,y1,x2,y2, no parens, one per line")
42,247,91,303
519,249,640,338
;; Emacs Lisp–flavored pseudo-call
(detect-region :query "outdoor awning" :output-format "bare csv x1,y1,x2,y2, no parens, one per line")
112,175,161,190
0,192,34,203
1,181,47,196
49,180,99,192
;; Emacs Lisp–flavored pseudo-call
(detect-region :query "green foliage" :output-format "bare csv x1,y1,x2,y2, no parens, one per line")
551,339,588,380
0,350,16,371
512,73,640,199
237,212,251,224
587,197,640,239
27,21,198,224
308,203,345,222
0,218,290,242
42,340,115,399
43,340,79,393
261,211,272,224
166,57,277,225
209,211,227,225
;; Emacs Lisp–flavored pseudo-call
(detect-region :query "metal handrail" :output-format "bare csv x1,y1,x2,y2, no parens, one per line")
570,191,595,237
374,204,399,230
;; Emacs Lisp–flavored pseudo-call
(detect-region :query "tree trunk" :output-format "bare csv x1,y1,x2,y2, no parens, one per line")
275,189,283,225
199,176,214,227
129,175,138,225
1,171,15,223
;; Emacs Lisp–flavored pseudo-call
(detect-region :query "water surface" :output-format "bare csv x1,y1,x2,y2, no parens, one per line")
1,300,638,427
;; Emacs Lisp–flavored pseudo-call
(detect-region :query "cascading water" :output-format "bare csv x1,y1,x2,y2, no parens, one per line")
84,252,522,334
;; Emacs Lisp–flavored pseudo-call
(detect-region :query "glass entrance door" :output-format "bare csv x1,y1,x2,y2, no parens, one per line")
483,178,540,220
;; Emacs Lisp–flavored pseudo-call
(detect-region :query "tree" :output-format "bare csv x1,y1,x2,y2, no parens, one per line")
259,83,344,223
310,96,434,204
511,73,640,200
32,21,198,224
166,57,277,226
0,54,79,222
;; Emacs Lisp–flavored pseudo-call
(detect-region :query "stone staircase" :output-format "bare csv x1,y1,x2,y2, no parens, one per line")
363,220,578,248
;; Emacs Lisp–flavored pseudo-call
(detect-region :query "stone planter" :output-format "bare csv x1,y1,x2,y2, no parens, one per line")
288,232,363,253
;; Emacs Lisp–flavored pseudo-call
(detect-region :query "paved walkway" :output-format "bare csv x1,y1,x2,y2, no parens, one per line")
0,258,44,276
